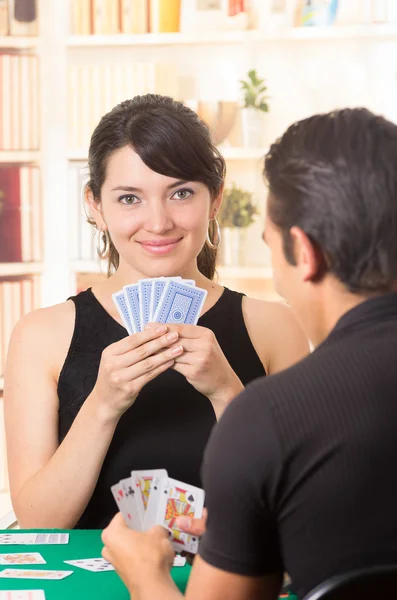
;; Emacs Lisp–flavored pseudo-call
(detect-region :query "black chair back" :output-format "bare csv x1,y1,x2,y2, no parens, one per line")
303,565,397,600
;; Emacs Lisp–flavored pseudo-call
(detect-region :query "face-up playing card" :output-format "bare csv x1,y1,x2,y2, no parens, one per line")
0,592,45,600
0,569,73,580
112,290,133,334
142,472,169,531
64,558,114,572
131,469,167,531
154,478,205,554
0,553,46,566
153,280,207,325
172,555,186,567
0,534,68,545
120,477,142,530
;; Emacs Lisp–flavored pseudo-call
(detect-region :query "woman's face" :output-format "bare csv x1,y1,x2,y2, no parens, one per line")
90,146,220,278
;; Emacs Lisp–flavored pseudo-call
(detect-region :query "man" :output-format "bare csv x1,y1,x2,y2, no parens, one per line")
101,108,397,599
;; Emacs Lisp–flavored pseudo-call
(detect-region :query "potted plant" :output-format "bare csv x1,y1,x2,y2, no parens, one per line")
239,69,270,148
218,183,259,267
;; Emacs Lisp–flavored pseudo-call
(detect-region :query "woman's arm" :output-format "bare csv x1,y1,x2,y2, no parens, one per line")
4,303,120,528
4,301,181,528
242,297,310,375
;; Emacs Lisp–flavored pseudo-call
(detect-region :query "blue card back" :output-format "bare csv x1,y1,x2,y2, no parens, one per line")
138,279,153,328
112,291,133,334
153,280,207,325
124,284,141,333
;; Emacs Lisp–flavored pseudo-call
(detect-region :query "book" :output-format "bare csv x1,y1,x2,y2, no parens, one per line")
0,0,8,35
120,0,148,34
71,0,92,35
150,0,180,33
0,166,40,263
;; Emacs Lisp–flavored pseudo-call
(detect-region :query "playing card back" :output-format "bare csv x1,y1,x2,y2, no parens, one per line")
153,280,207,325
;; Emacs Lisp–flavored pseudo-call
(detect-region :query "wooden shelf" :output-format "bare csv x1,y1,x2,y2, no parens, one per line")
67,25,397,48
0,263,43,277
0,151,40,164
68,147,267,162
0,36,38,49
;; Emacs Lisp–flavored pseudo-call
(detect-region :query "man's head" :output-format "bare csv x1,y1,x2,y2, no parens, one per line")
263,108,397,327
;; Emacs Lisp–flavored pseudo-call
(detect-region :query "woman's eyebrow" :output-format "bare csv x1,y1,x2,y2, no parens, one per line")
111,180,189,193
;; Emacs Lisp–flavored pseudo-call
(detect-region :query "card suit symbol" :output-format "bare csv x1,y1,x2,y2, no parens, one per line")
118,490,124,498
188,494,194,502
192,537,196,541
154,486,157,490
127,486,133,495
128,514,132,520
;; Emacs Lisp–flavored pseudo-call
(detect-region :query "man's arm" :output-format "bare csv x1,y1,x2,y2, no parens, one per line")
102,516,281,600
102,378,284,600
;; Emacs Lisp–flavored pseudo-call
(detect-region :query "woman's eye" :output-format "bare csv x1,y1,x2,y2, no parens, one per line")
173,189,193,200
119,194,139,205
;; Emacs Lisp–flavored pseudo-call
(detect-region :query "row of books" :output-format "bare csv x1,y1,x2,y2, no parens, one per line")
68,163,97,263
0,166,42,263
71,0,180,35
68,62,178,151
0,275,40,378
0,0,38,36
0,53,39,151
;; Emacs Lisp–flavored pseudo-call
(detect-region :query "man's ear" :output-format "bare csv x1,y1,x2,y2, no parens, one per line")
85,186,106,231
290,226,324,282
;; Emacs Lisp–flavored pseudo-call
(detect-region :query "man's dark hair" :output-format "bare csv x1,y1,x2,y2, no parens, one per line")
264,108,397,293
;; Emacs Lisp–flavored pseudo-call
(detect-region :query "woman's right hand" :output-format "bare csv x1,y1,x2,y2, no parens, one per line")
92,325,183,421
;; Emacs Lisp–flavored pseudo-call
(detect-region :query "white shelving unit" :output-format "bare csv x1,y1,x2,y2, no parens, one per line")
0,263,43,277
0,36,38,49
67,24,397,47
0,151,40,164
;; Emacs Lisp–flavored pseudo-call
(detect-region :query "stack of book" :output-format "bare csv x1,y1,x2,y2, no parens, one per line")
0,166,42,263
68,62,179,151
0,53,39,151
71,0,181,35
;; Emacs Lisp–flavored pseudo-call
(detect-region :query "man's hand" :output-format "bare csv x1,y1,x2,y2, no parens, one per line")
176,508,208,538
102,513,175,595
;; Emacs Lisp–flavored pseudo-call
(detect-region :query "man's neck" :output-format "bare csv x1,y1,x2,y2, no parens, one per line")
305,280,376,347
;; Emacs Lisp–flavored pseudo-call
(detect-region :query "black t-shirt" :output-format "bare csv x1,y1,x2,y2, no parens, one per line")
200,293,397,599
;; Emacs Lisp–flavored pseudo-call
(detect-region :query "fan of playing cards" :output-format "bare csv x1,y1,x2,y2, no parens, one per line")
112,277,207,334
111,469,205,554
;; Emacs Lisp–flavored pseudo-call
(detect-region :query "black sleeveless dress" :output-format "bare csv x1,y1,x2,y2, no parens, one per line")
57,287,266,528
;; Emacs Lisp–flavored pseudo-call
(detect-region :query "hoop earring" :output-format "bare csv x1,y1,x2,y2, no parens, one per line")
206,216,221,250
97,229,110,260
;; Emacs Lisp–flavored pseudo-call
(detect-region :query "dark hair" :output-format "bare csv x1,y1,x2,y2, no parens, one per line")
264,107,397,293
87,94,225,279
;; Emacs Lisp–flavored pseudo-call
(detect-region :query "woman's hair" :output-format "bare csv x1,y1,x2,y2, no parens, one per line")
87,94,226,279
264,107,397,293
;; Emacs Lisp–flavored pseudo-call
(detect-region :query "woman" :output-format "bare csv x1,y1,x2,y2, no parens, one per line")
4,95,309,529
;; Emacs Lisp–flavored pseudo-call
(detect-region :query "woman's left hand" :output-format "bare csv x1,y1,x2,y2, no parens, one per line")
159,323,244,418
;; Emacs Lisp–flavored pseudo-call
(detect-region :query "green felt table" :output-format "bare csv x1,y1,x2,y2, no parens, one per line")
0,529,298,599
